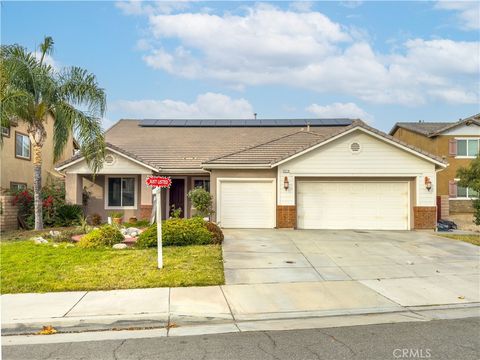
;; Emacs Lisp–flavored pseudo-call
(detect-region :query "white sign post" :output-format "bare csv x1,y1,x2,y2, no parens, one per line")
146,176,172,270
156,187,163,269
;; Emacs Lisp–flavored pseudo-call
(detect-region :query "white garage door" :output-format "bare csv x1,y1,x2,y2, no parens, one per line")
297,181,409,230
218,179,276,228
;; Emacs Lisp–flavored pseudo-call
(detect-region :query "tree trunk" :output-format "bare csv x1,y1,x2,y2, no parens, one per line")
33,144,43,230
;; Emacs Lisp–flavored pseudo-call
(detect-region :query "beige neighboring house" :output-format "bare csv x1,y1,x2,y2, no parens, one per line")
1,117,77,191
56,118,447,231
390,114,480,231
0,117,77,230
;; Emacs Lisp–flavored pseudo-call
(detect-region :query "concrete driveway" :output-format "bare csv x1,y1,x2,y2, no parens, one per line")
223,229,480,285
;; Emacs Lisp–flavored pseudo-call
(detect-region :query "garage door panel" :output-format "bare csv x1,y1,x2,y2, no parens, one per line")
219,180,275,228
297,181,409,230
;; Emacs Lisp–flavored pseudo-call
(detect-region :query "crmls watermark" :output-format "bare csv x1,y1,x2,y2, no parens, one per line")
393,348,432,358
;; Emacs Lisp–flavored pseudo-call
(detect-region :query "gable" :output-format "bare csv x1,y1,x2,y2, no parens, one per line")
63,150,153,174
441,123,480,136
278,129,437,175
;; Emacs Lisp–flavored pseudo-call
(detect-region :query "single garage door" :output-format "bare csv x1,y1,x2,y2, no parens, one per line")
297,181,409,230
218,179,275,228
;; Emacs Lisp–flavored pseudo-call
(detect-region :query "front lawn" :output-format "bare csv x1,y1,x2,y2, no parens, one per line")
440,234,480,246
1,240,224,294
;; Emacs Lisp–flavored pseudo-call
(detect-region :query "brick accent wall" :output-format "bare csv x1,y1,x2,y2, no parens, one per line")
0,195,18,231
276,205,296,228
439,195,449,218
449,199,474,214
139,205,153,220
413,206,437,229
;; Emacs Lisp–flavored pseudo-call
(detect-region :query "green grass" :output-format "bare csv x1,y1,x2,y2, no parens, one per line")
440,234,480,246
0,240,224,294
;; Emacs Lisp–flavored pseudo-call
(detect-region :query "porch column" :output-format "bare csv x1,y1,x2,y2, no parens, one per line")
65,173,83,205
140,174,153,219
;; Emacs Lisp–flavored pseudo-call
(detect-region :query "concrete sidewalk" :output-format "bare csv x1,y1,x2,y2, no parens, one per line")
2,274,479,336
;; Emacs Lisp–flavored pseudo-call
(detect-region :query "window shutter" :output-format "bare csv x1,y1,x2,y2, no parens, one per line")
448,180,457,198
448,139,457,156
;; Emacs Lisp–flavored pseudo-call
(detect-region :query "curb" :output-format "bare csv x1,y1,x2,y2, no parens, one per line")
2,303,479,337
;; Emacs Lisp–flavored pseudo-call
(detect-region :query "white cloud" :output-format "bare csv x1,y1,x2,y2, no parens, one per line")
340,1,363,9
289,1,314,13
435,1,480,30
115,0,193,16
110,92,254,119
33,51,59,69
306,102,373,123
122,3,479,106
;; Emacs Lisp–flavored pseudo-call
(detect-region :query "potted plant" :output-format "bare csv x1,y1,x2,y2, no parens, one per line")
109,211,123,225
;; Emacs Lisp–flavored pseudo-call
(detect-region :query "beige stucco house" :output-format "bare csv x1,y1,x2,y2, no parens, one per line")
1,117,77,191
390,114,479,228
56,118,447,230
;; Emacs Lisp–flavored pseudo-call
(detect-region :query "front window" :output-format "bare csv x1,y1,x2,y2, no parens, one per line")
193,178,210,192
456,139,479,157
10,182,27,192
15,132,30,159
457,186,478,199
1,127,10,137
107,177,136,207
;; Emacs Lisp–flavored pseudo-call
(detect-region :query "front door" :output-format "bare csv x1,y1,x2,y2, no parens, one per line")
169,178,185,217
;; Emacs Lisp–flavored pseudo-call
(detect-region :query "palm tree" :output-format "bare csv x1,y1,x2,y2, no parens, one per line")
1,37,106,230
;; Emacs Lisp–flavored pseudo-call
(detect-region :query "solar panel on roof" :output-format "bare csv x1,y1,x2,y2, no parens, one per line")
139,119,157,126
214,120,231,126
185,120,203,126
260,120,276,126
201,120,216,126
230,120,247,126
138,118,354,127
156,120,173,126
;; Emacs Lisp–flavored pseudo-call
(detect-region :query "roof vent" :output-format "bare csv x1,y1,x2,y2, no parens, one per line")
105,154,116,165
350,142,361,153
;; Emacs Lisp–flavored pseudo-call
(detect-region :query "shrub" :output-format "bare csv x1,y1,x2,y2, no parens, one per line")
11,181,69,229
109,211,123,219
123,219,150,228
78,225,124,248
55,204,83,226
187,188,213,217
136,217,212,248
206,222,224,244
90,213,102,226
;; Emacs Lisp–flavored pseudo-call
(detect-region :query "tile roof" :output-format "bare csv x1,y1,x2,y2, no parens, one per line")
390,113,480,137
57,118,447,171
104,119,353,170
204,120,447,167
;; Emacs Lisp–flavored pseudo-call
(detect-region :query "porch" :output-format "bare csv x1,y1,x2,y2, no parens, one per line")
65,173,210,223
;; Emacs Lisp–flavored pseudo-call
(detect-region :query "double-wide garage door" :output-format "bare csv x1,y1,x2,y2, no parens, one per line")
297,181,410,230
218,179,276,228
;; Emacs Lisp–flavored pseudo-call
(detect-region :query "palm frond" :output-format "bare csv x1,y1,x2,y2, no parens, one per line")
54,101,105,172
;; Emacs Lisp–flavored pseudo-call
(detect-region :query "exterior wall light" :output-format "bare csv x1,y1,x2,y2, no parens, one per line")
284,176,289,190
424,176,432,191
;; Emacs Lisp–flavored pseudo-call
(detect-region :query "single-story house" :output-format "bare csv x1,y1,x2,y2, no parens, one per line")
56,118,447,230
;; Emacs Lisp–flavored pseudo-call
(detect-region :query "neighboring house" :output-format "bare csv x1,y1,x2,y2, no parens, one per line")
56,118,446,230
390,114,480,223
1,116,77,191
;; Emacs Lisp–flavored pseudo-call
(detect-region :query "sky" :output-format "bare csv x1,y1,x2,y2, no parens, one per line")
2,0,479,131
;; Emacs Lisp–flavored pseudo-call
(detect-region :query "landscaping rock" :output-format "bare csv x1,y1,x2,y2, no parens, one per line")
49,230,61,237
112,243,128,250
32,237,48,244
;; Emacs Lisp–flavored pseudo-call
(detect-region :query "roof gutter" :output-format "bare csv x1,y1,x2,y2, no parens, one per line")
202,163,272,170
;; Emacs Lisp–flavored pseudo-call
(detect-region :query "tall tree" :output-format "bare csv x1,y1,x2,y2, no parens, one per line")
1,37,106,230
457,155,480,225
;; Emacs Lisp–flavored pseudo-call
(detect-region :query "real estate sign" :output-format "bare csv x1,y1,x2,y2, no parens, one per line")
145,176,172,269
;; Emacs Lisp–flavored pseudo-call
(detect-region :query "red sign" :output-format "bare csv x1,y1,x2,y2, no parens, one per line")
146,176,172,188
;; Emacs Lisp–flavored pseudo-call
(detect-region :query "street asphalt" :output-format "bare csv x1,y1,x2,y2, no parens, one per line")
3,317,479,360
